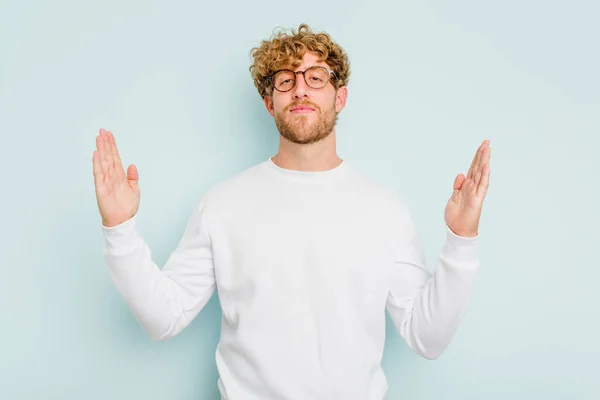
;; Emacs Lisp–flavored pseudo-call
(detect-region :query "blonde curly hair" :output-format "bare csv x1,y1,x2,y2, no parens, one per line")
249,24,351,99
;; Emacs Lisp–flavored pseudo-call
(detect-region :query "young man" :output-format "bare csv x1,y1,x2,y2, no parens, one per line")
93,24,491,400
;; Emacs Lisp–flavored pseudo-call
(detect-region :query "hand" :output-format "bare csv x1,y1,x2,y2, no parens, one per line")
93,128,141,227
444,140,491,238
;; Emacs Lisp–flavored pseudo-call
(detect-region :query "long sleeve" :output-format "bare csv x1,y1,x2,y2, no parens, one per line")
101,199,216,341
386,203,479,360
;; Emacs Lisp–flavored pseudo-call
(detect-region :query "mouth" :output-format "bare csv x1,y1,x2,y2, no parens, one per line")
290,106,315,113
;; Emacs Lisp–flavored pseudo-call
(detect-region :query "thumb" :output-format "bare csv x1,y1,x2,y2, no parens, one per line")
453,174,465,191
127,164,139,183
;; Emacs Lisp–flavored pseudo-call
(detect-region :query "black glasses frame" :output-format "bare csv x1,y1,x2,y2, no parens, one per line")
269,66,338,92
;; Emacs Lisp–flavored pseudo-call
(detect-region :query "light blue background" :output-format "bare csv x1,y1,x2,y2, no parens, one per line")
1,1,598,399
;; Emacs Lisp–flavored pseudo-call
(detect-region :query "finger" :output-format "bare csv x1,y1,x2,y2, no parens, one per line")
479,146,491,183
108,131,123,167
474,164,483,188
127,164,139,183
470,140,489,181
98,132,110,178
466,141,485,180
476,162,490,198
96,129,104,153
453,174,465,191
474,147,489,186
473,141,489,179
92,149,104,185
103,130,116,172
107,131,126,180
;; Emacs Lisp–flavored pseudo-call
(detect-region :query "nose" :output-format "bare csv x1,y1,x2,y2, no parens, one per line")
292,71,310,99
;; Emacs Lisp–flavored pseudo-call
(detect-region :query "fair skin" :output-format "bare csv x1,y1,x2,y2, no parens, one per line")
93,52,491,237
263,51,348,172
444,139,491,237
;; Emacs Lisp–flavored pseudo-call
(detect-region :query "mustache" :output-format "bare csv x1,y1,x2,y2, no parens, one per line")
285,101,320,112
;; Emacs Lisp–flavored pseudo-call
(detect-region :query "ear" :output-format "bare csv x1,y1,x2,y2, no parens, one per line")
334,86,348,113
264,95,275,117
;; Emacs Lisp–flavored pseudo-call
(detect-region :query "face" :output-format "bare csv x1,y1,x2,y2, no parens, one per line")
264,52,348,145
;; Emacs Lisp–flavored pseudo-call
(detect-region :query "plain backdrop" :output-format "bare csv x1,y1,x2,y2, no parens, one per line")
1,0,598,399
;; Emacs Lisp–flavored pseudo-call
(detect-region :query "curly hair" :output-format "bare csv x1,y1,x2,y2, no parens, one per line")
249,23,351,99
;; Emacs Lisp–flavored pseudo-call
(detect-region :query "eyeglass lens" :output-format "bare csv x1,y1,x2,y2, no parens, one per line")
273,67,330,91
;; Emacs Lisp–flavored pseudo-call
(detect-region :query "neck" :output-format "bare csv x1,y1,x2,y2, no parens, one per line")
272,130,342,172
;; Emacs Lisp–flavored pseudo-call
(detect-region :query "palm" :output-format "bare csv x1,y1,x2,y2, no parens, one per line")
95,170,140,222
444,140,491,238
93,129,141,227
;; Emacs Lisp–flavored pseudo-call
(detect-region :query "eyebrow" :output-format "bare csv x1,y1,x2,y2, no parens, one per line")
286,64,328,72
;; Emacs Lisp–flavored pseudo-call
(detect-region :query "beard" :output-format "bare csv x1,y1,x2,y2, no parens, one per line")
274,99,338,145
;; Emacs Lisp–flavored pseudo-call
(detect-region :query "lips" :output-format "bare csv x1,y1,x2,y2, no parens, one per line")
290,105,316,113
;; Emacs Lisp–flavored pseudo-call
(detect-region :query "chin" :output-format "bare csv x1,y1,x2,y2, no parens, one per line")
274,109,336,145
283,128,331,145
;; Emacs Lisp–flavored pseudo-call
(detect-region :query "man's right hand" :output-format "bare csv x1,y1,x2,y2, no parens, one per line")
93,128,141,227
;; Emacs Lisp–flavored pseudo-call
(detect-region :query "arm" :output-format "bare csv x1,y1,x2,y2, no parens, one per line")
387,139,491,358
101,199,216,341
386,203,479,360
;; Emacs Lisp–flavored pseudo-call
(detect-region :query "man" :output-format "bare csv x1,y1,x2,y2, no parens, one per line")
93,24,491,400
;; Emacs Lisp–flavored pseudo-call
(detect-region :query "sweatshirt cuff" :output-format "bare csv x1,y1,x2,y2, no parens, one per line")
440,224,479,268
101,214,140,254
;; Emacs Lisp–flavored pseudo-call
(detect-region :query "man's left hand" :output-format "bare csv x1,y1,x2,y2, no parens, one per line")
444,140,492,238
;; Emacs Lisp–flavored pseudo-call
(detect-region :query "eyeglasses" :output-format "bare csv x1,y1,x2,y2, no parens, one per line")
270,66,337,92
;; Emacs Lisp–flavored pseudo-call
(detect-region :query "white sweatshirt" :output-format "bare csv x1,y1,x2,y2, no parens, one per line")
101,157,479,400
